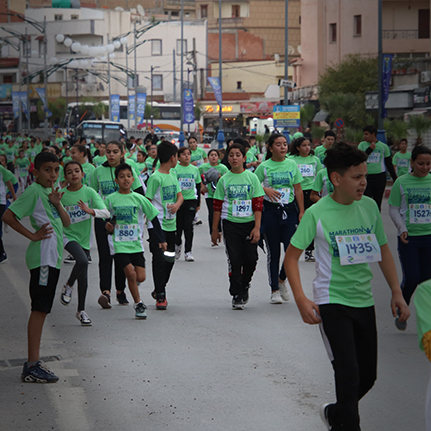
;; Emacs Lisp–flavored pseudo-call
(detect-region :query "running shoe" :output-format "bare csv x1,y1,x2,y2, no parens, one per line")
134,302,148,319
88,254,92,264
232,295,245,310
76,310,92,326
278,280,290,301
156,296,168,310
184,252,195,262
319,403,332,430
64,254,75,264
270,291,283,304
395,308,407,331
21,361,59,383
60,284,73,306
0,252,8,264
175,244,181,260
98,292,112,309
193,216,203,226
242,288,249,305
116,291,129,305
305,250,315,262
151,290,157,300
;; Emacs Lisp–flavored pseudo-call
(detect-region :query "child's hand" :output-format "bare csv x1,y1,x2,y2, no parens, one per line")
201,185,208,194
296,296,321,325
77,199,94,215
249,226,260,244
105,222,114,233
32,222,53,241
49,187,64,207
400,231,409,244
211,230,221,246
167,203,179,215
159,242,167,251
264,187,281,203
391,291,410,322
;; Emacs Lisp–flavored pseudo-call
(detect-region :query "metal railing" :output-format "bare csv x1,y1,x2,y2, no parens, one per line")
383,29,419,39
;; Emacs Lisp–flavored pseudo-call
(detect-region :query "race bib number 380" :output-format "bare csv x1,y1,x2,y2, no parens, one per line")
232,199,252,217
336,234,381,265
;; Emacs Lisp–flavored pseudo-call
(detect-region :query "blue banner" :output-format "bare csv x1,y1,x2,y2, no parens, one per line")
19,91,29,119
207,77,222,108
183,89,195,124
382,54,393,119
273,105,301,128
129,94,135,121
110,94,120,122
35,88,52,119
12,92,20,119
136,93,147,125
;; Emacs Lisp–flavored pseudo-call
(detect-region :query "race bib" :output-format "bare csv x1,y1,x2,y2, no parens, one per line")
409,204,431,224
180,177,194,190
65,204,91,224
115,224,138,241
397,159,409,168
367,152,380,164
277,188,291,204
336,234,381,265
165,203,175,220
232,199,252,217
299,164,314,177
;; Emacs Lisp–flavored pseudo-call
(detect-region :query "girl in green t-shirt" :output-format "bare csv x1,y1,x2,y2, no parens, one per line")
71,144,95,188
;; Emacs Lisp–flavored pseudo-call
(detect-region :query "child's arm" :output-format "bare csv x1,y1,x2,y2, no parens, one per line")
310,190,320,203
6,180,16,201
294,183,304,220
284,244,321,324
211,209,222,246
2,209,53,241
167,192,184,215
49,187,71,227
378,243,410,322
249,196,263,243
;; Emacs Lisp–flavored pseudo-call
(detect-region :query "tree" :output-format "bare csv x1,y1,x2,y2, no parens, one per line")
319,93,365,129
384,119,409,146
300,104,315,129
408,115,431,146
145,103,160,120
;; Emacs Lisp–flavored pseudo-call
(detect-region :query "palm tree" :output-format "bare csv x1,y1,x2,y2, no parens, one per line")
384,119,409,147
408,115,431,146
300,104,316,130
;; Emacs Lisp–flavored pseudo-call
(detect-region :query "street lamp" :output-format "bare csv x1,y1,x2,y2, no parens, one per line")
179,0,185,147
217,0,225,149
150,65,160,129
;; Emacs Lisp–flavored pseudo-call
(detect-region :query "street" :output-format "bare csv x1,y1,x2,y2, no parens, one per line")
0,199,428,431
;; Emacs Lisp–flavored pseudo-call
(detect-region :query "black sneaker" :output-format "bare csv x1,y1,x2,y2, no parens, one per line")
232,295,245,310
21,361,59,383
116,291,129,305
88,254,92,264
305,250,315,262
98,292,112,309
64,254,75,264
320,403,332,430
242,288,249,305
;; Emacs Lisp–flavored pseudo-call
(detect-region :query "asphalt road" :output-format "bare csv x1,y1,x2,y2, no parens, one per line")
0,199,428,430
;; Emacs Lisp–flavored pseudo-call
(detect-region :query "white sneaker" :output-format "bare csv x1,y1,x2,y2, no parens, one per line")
76,310,92,326
175,244,181,260
278,280,290,302
270,290,283,304
60,284,73,305
184,252,195,262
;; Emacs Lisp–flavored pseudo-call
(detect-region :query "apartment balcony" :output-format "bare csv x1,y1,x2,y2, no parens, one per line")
383,29,429,54
215,17,245,29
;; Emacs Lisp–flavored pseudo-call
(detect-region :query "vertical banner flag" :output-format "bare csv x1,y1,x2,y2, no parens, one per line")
19,91,29,119
110,94,120,122
129,94,135,121
207,77,222,108
183,89,195,124
12,92,20,119
136,92,147,125
35,88,52,119
382,54,393,119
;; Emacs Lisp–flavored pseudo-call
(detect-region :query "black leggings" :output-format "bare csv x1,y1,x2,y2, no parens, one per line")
175,200,197,253
206,198,221,235
364,172,386,212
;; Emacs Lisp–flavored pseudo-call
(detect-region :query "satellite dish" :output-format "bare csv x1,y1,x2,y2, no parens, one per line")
274,53,280,62
297,45,302,54
137,4,145,16
115,6,124,11
288,45,295,55
66,83,75,91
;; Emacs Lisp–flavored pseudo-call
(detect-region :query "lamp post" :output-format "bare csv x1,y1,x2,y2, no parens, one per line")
217,0,225,149
150,65,159,129
283,0,290,143
179,0,185,147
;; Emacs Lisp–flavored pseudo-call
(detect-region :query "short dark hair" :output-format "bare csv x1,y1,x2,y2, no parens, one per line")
411,145,431,161
34,152,59,170
399,138,407,145
324,130,336,138
227,143,246,157
114,163,133,179
363,125,378,136
325,142,368,178
178,146,191,156
157,142,178,164
233,137,248,146
64,160,83,173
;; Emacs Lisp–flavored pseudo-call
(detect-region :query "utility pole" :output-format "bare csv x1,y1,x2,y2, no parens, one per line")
25,28,29,130
126,39,130,130
151,65,154,129
217,0,224,149
179,0,185,147
134,21,138,128
377,0,384,131
18,36,22,131
108,33,111,121
283,0,290,142
192,37,197,97
43,16,48,137
173,49,176,102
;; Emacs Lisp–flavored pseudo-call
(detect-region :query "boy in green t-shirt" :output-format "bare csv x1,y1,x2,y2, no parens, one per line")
212,143,264,310
392,138,411,177
3,152,71,383
146,142,183,310
14,149,31,192
105,163,166,319
314,130,336,166
284,142,410,430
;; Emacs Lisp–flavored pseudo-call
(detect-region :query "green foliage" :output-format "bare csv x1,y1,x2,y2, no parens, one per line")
92,102,106,120
408,115,431,145
48,97,67,125
300,104,316,129
145,103,160,120
255,134,266,145
384,119,409,144
345,128,364,144
319,93,366,129
311,126,326,141
194,102,203,121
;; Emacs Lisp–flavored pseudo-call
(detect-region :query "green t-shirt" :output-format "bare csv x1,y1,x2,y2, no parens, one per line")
9,182,65,270
14,157,30,177
172,163,202,201
255,158,302,204
55,137,66,145
199,162,229,199
5,147,15,163
246,149,258,171
61,185,107,250
126,152,138,163
62,156,73,165
135,162,146,173
312,168,334,198
82,162,95,187
26,147,38,162
0,165,14,204
290,195,387,308
388,173,431,236
145,170,181,232
90,164,142,199
190,148,206,167
413,280,431,351
213,169,264,223
392,151,412,177
358,140,390,174
288,154,322,191
314,145,328,165
93,155,107,168
104,191,159,254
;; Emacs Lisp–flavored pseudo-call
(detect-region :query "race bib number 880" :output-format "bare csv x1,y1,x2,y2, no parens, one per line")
115,224,138,242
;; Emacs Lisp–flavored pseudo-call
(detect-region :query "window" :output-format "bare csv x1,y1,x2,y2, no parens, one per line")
329,23,337,43
151,39,162,56
232,5,240,18
38,39,45,57
176,39,187,54
201,5,208,19
354,15,362,36
23,39,31,57
54,14,63,21
71,15,79,20
152,74,163,91
418,9,430,39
